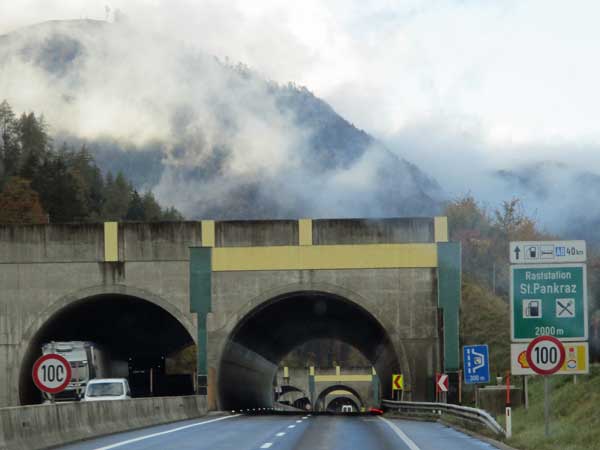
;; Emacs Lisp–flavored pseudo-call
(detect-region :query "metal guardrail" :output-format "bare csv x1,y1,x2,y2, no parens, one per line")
381,399,506,437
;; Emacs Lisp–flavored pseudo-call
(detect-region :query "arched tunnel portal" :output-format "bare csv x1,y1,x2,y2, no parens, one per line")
218,291,402,410
19,294,195,404
277,385,311,410
316,385,364,412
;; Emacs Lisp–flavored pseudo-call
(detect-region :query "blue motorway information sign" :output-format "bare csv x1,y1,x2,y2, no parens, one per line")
463,345,490,384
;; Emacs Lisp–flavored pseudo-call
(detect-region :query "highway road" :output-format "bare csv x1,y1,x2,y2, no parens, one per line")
56,413,501,450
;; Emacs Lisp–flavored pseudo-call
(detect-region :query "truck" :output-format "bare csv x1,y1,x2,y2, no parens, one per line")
41,341,128,401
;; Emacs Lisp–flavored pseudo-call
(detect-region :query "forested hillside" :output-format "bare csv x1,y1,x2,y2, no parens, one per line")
448,196,600,372
0,100,181,224
0,19,443,220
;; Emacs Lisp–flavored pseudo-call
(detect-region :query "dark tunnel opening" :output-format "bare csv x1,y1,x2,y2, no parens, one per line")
218,291,400,410
276,385,311,410
326,396,360,412
20,294,195,404
315,385,364,412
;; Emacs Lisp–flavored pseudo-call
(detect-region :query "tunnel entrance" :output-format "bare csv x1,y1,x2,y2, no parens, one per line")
326,396,360,412
277,385,311,410
316,385,364,412
218,291,400,410
20,294,195,404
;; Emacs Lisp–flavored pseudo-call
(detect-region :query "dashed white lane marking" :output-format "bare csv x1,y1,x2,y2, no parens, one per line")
377,416,421,450
91,415,240,450
260,443,273,448
296,420,302,423
302,416,308,419
288,425,296,428
276,432,286,437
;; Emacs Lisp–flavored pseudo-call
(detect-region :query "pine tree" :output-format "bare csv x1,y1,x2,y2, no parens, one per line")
102,171,131,220
18,112,51,180
125,190,145,220
0,100,20,183
141,191,162,221
34,149,86,222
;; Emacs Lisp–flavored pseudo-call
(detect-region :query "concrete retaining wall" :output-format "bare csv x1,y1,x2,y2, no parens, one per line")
0,395,207,450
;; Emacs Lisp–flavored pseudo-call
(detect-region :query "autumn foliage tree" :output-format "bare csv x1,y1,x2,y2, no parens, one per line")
445,196,553,375
445,196,551,298
0,177,47,224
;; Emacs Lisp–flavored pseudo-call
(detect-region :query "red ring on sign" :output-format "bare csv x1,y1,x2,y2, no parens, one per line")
32,354,72,394
525,336,566,376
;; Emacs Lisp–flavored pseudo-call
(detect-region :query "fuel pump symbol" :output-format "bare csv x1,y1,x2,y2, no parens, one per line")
523,299,542,318
527,246,538,259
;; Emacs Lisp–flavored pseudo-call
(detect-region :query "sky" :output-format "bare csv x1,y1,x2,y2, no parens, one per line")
1,0,600,224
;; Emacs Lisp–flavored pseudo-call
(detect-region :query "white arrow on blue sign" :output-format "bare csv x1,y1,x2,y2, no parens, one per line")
463,345,490,384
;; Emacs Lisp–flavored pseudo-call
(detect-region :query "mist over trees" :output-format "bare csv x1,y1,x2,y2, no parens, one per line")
0,100,181,224
448,196,600,371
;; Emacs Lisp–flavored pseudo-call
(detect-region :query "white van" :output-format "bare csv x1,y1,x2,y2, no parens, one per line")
83,378,131,401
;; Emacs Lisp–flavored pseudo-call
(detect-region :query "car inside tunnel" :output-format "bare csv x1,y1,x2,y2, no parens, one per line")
218,291,401,410
19,294,195,404
326,396,360,413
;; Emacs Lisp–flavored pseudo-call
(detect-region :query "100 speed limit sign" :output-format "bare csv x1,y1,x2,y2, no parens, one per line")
32,354,72,394
525,336,566,375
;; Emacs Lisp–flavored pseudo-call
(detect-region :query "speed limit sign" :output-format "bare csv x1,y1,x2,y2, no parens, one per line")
525,336,566,375
32,354,72,394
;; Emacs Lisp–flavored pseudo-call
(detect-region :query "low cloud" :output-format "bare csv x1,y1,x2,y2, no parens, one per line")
1,1,599,232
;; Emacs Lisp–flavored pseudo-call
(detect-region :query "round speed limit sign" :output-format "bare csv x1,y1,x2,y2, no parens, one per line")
525,336,566,376
32,354,72,394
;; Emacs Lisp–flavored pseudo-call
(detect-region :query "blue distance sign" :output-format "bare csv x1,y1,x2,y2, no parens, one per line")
463,345,490,384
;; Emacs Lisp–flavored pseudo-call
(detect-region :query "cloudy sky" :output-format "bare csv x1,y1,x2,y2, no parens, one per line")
1,0,599,214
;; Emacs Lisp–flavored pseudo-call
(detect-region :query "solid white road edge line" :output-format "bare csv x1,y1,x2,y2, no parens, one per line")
377,416,421,450
92,415,241,450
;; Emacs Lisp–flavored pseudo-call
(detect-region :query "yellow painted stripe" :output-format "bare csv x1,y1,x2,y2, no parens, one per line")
298,219,312,246
335,366,341,376
434,216,448,243
211,243,437,271
283,366,289,378
326,390,356,396
104,222,118,262
309,366,315,376
315,375,372,382
201,220,215,247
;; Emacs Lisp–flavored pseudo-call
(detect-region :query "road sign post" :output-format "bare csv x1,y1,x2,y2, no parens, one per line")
544,376,550,437
510,240,589,438
525,336,565,437
32,353,72,400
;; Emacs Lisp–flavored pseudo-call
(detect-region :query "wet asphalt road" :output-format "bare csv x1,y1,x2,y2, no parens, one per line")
55,413,501,450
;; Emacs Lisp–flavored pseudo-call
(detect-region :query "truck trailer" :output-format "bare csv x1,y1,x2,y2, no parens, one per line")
41,341,128,401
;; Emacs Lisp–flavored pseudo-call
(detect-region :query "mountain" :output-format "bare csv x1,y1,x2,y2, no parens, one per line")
0,19,443,219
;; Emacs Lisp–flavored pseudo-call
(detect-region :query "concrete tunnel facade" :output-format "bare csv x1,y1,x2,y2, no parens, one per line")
0,218,461,409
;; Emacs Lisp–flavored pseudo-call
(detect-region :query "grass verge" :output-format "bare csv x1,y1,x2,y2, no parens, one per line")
502,364,600,450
